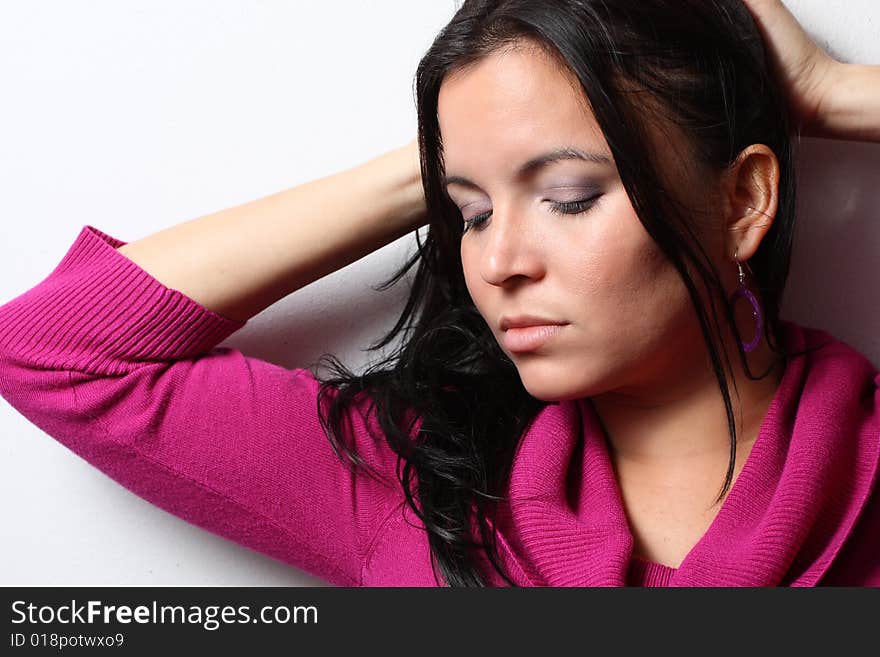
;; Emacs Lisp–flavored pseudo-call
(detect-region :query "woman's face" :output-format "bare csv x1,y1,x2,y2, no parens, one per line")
438,44,718,403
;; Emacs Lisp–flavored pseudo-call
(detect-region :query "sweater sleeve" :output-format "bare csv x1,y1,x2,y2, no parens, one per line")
0,225,416,586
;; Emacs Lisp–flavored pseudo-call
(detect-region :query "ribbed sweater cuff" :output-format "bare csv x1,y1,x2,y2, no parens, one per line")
0,225,247,375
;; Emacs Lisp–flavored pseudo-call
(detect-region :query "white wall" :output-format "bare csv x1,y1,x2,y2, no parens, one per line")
0,0,877,586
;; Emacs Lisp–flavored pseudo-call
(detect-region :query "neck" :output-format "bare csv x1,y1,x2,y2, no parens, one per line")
591,326,785,468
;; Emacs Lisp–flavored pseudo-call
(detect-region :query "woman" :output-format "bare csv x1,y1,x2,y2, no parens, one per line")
0,0,877,586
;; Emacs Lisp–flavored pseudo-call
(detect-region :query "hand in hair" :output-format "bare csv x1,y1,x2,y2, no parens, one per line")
740,0,840,136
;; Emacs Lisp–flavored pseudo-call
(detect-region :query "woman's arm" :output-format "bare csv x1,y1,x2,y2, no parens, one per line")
116,139,427,323
0,223,426,586
812,64,880,143
741,0,880,143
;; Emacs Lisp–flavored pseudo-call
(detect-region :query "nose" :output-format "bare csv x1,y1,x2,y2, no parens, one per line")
477,204,546,287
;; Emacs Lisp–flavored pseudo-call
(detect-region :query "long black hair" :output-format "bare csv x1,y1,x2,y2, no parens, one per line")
311,0,820,586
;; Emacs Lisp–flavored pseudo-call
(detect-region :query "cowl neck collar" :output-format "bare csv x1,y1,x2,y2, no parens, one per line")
491,320,879,586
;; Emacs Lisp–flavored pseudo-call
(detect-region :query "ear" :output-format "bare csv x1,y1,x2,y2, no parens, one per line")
720,144,780,261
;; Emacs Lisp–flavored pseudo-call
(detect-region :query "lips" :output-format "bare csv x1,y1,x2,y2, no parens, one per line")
498,314,570,353
499,314,568,332
501,323,568,353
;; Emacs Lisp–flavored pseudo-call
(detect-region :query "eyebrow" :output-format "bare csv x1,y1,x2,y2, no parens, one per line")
443,146,612,189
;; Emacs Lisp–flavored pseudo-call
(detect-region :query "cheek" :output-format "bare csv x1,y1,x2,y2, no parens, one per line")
460,244,474,286
460,245,485,309
573,223,687,334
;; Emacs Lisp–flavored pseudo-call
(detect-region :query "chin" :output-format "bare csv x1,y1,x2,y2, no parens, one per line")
511,351,615,401
519,375,604,403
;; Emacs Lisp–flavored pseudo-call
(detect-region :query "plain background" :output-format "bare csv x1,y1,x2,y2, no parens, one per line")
0,0,877,586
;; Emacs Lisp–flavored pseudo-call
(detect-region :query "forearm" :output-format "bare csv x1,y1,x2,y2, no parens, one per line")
809,63,880,142
116,142,426,323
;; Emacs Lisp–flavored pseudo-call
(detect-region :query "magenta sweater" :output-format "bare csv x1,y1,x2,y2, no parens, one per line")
1,225,878,586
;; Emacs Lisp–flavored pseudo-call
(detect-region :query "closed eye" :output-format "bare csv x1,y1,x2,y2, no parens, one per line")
462,195,601,233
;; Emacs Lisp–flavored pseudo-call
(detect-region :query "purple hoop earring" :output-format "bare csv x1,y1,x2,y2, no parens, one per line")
729,251,763,353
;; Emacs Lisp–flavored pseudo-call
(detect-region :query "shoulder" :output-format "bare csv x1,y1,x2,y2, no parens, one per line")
780,320,879,397
820,475,880,586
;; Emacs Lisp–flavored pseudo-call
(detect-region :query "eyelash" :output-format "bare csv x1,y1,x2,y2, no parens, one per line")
461,196,600,233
